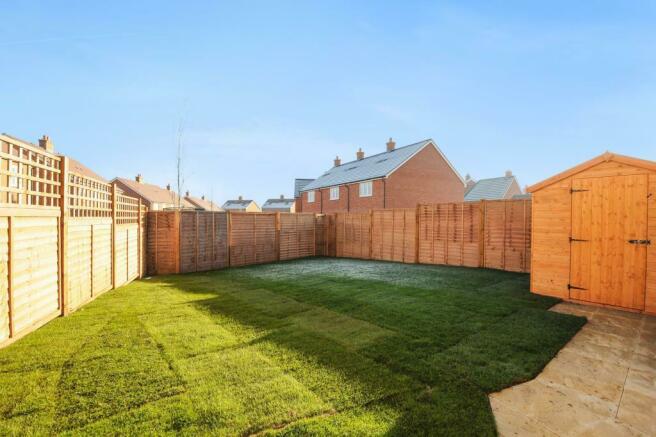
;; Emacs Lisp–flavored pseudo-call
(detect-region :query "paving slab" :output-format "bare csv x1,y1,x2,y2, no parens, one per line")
490,302,655,436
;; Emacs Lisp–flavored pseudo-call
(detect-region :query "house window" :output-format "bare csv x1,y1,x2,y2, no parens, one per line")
359,181,372,197
329,186,339,200
307,190,315,203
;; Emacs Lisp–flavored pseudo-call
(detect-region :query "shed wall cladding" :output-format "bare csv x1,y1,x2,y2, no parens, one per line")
530,154,656,315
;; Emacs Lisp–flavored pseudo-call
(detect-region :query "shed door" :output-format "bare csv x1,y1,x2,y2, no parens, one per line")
569,174,649,309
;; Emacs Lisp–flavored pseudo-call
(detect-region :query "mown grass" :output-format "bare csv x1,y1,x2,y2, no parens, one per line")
0,258,586,436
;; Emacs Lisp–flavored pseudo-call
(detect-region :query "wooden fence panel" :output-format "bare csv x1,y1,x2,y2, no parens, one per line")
280,213,315,260
179,212,197,273
0,218,9,342
146,211,179,275
10,216,60,336
229,213,277,267
335,212,371,259
92,222,112,295
212,212,229,270
66,221,93,311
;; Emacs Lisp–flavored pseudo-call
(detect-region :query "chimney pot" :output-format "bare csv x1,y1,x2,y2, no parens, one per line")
334,155,341,167
185,190,190,197
238,195,243,201
386,137,396,152
166,183,171,191
135,174,143,183
280,194,284,199
38,135,54,153
505,170,513,177
201,195,205,200
356,148,365,160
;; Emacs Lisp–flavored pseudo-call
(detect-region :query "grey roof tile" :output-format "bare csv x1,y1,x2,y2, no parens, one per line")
294,179,314,198
301,139,436,191
464,176,516,201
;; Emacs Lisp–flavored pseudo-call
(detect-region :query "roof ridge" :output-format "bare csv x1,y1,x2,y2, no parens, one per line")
334,138,432,168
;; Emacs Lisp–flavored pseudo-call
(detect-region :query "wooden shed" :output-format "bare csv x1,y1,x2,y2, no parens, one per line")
528,152,656,315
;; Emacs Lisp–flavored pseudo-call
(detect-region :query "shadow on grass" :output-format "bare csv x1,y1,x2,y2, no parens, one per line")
152,260,586,436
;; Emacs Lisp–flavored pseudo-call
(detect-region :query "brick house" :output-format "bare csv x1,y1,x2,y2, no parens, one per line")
112,175,194,210
298,138,464,213
464,171,522,201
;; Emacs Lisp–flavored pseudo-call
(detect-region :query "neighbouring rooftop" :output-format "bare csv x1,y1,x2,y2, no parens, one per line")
464,175,518,201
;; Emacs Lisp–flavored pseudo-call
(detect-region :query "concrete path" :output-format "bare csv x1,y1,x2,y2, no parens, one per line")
489,302,656,436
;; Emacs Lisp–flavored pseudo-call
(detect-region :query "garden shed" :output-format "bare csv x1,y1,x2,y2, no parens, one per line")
528,152,656,314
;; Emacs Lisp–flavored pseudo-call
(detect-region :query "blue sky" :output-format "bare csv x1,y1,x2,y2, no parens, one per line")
2,1,655,205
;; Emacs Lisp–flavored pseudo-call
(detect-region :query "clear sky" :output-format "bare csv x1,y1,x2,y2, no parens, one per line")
2,1,655,205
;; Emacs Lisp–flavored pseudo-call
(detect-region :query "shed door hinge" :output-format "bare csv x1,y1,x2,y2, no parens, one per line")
570,188,589,193
568,284,587,291
569,237,588,242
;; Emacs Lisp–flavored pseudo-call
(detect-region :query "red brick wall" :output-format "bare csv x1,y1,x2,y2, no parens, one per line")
385,145,464,208
298,143,464,212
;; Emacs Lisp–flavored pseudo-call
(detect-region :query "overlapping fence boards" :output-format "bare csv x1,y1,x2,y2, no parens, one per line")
417,202,481,267
327,200,531,272
279,213,316,260
371,209,416,263
0,134,145,346
147,211,323,274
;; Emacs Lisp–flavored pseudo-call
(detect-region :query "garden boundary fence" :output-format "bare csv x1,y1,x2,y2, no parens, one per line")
0,134,145,348
146,210,325,275
324,199,531,272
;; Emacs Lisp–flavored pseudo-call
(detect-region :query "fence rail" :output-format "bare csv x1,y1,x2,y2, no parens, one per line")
0,135,145,348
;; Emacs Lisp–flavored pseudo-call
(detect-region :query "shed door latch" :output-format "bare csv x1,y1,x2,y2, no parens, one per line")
568,284,587,291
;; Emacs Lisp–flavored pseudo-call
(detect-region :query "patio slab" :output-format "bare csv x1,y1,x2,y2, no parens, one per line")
490,302,656,436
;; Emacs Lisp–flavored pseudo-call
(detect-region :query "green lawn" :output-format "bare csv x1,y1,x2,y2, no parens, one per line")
0,258,585,436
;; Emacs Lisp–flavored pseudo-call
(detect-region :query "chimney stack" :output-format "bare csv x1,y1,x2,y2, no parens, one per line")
356,148,365,160
334,155,341,167
238,195,243,201
135,174,143,183
201,195,205,200
185,190,190,197
166,183,171,191
505,170,513,177
280,194,284,199
386,137,396,152
39,135,54,153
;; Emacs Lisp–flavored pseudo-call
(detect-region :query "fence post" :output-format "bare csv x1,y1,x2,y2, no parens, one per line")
137,199,142,278
479,200,486,268
111,182,117,288
59,156,69,315
227,211,232,267
195,211,199,272
7,216,13,337
275,212,281,261
415,205,420,264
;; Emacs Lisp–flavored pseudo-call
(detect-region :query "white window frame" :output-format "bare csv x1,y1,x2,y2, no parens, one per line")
329,186,339,200
307,190,315,203
8,161,20,189
359,181,372,197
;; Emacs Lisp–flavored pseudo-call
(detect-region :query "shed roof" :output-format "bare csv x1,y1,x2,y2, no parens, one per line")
528,151,656,193
464,176,517,201
301,139,463,191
